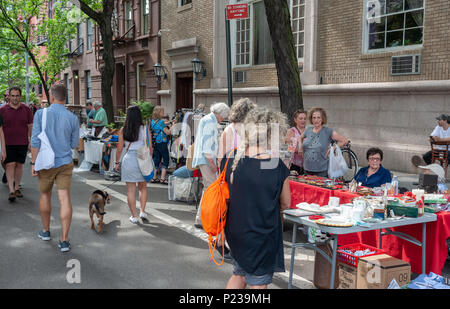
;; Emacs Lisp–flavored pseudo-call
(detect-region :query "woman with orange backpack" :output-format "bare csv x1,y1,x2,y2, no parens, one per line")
220,109,291,289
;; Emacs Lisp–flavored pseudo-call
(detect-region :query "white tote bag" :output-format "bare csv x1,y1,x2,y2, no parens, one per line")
35,108,55,171
137,125,155,182
328,145,348,178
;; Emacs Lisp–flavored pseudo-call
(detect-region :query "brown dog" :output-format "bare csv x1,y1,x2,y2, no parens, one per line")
89,190,110,233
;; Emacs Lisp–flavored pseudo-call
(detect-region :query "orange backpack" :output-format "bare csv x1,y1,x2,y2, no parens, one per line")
200,152,234,266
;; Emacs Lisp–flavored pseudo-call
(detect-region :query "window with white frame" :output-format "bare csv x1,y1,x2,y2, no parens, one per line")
141,0,150,35
364,0,424,52
85,70,92,100
291,0,305,59
86,19,93,50
124,1,133,38
233,0,305,67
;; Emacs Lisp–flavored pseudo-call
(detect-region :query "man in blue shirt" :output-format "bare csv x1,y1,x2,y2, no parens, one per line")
30,84,79,253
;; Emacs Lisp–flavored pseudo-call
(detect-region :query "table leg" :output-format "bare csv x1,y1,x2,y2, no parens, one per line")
379,229,382,249
329,235,338,289
422,222,426,274
288,222,297,289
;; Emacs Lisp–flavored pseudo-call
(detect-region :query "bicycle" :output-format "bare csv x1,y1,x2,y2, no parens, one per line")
331,140,359,183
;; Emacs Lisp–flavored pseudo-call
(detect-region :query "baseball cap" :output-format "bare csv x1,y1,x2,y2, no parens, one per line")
436,114,448,121
418,163,445,181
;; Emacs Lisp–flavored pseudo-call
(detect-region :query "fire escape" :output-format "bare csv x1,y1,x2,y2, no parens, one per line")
94,14,135,71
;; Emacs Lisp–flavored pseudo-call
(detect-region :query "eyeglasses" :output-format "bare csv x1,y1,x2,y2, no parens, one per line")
368,157,381,162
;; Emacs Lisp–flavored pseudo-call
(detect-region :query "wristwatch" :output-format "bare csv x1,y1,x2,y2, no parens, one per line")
31,162,35,165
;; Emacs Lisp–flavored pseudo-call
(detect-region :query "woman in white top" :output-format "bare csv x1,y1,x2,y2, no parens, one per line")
115,106,153,224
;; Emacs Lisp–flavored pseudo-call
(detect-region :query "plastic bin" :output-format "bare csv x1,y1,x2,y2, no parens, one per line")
337,243,385,268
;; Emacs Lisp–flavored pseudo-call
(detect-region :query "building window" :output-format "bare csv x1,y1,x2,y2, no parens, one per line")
85,70,92,101
76,23,83,54
364,0,424,52
235,17,250,66
86,19,93,50
64,73,70,105
141,0,150,35
137,63,146,101
179,0,192,6
291,0,305,59
233,0,305,67
125,1,133,38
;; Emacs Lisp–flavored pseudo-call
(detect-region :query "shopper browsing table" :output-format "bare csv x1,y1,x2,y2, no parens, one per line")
222,109,291,289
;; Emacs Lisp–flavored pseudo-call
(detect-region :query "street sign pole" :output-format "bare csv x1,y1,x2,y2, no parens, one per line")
225,8,233,107
225,3,248,107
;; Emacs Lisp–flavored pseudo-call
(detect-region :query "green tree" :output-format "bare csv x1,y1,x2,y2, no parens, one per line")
263,0,303,119
0,0,77,102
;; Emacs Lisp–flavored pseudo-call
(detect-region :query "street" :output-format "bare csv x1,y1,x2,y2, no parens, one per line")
0,158,315,289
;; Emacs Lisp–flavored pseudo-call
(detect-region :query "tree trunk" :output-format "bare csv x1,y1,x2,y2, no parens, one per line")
99,19,115,124
263,0,303,120
76,0,115,124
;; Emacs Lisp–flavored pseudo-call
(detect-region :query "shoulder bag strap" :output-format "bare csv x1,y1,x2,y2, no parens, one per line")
41,108,48,132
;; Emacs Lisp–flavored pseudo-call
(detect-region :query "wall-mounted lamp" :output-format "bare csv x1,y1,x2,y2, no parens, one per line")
153,63,167,83
191,57,207,81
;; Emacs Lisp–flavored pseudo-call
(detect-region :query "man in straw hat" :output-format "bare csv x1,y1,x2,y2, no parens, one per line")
418,163,448,193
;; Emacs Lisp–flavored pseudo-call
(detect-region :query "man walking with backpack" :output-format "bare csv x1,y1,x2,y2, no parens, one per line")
30,84,79,253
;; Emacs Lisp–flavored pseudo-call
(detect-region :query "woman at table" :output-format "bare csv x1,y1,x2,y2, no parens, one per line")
353,147,392,188
221,108,291,289
115,106,153,224
285,110,307,175
298,107,348,177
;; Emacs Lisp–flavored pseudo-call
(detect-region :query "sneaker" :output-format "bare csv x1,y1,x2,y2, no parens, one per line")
14,189,23,198
139,212,148,220
129,216,139,224
38,230,51,241
58,240,71,253
8,192,15,202
2,173,6,184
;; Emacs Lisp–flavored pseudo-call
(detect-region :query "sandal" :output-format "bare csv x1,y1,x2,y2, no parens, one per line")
160,178,168,185
151,178,160,183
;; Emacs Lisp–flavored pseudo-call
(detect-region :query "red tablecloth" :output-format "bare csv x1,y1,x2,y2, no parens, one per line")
289,181,333,208
289,180,450,274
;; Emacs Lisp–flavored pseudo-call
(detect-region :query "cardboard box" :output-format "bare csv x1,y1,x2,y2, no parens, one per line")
338,262,357,289
357,254,411,289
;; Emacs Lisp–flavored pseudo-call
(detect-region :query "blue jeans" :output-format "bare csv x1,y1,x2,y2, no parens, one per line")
153,142,170,170
172,166,193,178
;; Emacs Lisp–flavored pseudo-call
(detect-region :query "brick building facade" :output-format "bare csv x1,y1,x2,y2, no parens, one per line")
61,0,160,121
158,0,450,173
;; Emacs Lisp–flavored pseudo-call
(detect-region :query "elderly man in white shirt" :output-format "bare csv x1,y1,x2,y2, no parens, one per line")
192,102,230,227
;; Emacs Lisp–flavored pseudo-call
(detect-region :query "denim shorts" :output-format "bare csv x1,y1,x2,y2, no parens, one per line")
233,260,273,286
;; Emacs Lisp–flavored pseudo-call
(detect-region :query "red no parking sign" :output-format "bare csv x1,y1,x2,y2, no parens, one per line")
226,3,249,20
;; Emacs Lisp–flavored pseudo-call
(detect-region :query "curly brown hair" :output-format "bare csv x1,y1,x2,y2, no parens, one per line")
308,107,327,125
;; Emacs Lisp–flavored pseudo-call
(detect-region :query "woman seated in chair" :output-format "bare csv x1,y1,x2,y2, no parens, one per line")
353,147,392,188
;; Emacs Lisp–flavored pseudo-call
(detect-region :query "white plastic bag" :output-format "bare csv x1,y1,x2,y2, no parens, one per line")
35,108,55,171
328,145,348,178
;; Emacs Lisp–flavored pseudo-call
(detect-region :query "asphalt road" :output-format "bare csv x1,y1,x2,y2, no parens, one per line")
0,159,314,289
0,159,448,289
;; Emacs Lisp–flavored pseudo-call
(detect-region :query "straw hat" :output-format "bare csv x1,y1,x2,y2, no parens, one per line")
418,163,445,181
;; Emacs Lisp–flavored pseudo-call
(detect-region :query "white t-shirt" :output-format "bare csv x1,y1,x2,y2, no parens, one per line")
124,125,146,151
431,125,450,150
